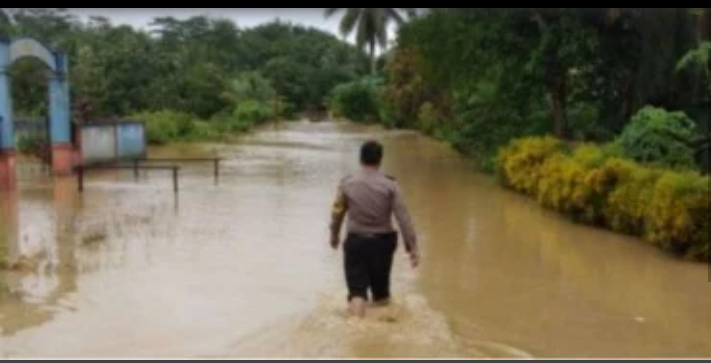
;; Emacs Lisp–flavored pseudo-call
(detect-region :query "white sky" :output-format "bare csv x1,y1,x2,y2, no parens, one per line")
69,8,342,37
67,8,404,48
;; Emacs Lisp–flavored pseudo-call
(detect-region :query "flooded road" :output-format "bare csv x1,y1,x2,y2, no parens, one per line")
1,121,710,358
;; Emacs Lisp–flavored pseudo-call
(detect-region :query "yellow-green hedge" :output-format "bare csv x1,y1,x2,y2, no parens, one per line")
497,136,710,261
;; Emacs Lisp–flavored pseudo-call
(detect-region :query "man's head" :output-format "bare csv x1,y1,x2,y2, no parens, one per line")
360,140,383,168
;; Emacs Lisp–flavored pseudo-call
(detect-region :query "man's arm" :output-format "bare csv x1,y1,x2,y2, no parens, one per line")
329,184,348,249
392,184,419,263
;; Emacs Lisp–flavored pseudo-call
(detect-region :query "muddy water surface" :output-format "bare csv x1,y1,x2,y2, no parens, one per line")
1,122,709,358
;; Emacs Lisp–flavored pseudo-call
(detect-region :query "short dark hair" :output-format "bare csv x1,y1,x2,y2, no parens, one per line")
360,140,383,166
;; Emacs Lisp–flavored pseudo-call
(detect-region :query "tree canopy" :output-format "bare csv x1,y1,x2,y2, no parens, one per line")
1,8,369,119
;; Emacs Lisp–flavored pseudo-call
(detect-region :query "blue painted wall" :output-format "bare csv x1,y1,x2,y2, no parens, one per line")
80,121,146,165
81,124,116,165
116,122,146,159
0,40,14,150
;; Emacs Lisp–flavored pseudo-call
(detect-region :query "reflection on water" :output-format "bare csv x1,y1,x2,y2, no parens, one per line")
0,178,80,343
1,121,710,358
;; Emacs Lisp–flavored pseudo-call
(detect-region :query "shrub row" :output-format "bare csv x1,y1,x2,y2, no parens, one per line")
497,136,709,261
131,100,275,145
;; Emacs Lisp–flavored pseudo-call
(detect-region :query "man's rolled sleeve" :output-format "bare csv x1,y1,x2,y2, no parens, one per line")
392,185,418,254
330,184,348,241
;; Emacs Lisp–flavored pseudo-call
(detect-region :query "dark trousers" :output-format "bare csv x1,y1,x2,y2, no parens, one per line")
344,232,398,302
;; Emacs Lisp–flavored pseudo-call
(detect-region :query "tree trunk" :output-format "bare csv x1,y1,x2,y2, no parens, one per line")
369,41,377,76
700,8,710,39
617,76,635,133
533,11,570,139
549,77,569,140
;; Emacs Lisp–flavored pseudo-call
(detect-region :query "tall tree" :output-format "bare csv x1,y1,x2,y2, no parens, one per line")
0,9,13,27
527,9,600,139
325,8,415,75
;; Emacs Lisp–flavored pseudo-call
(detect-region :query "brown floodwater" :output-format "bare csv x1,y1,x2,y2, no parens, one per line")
1,121,709,358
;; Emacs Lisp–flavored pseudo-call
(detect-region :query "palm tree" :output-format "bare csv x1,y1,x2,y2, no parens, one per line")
325,8,416,75
0,9,14,27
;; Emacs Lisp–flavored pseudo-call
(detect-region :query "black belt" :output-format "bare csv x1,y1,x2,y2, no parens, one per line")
348,231,397,239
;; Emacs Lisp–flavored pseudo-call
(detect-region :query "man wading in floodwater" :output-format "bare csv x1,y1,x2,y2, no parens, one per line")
329,140,419,318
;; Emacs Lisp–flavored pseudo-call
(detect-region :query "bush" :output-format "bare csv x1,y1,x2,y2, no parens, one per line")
175,114,197,138
16,134,50,162
496,136,565,196
376,91,397,129
602,158,662,235
131,110,192,145
209,110,251,134
233,99,274,126
497,136,710,261
417,102,439,136
131,105,274,145
536,145,611,224
382,48,435,129
328,79,381,123
567,102,612,142
449,89,549,172
646,171,710,257
230,72,277,105
278,101,297,120
203,100,274,135
192,120,222,142
130,109,258,144
617,106,697,169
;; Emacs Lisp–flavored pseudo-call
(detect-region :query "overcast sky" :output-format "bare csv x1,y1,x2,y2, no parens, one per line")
69,8,342,36
67,8,409,48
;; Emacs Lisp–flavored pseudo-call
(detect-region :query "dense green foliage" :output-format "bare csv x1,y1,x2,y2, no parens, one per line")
130,102,277,145
1,8,368,143
616,106,698,169
328,77,383,122
16,134,46,156
130,110,203,145
371,8,710,171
